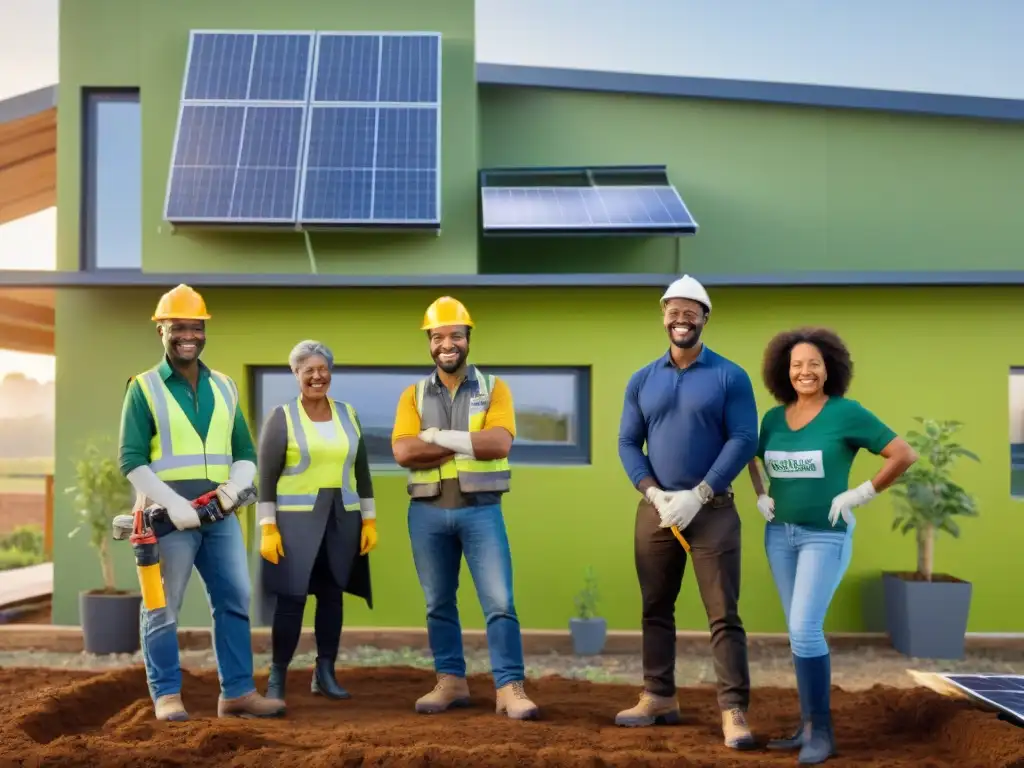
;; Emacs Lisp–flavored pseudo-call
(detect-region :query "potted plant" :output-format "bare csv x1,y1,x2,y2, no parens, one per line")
67,436,142,655
883,418,979,660
569,565,607,656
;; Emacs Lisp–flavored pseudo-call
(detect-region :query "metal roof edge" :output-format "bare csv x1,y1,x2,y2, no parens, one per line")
0,85,58,125
475,64,1024,123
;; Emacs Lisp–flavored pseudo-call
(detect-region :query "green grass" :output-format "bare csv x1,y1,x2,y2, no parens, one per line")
0,457,53,494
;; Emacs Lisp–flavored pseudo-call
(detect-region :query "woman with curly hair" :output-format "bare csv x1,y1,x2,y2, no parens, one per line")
747,328,917,765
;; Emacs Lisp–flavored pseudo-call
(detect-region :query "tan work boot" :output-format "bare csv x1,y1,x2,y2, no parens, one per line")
614,691,682,727
414,673,472,714
722,708,757,749
495,680,539,720
217,690,286,718
154,693,189,722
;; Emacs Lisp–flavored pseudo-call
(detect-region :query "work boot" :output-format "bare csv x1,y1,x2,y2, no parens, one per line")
722,708,757,749
614,691,682,727
217,690,286,718
414,673,472,714
266,663,288,702
154,693,189,722
794,652,837,764
798,718,837,764
495,680,540,720
311,657,351,700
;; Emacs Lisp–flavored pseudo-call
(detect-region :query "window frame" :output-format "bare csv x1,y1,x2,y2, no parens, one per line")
79,87,142,271
248,363,592,469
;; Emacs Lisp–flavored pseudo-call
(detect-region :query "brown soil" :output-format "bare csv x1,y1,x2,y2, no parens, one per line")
0,665,1022,767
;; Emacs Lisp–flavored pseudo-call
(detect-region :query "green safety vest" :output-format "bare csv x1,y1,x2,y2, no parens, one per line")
407,366,512,498
276,398,362,513
135,367,236,485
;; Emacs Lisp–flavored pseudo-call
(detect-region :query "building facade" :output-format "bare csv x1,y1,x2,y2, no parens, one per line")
19,0,1024,632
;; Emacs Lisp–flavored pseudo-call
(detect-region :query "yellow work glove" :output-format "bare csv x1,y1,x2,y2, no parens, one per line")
260,523,285,564
359,519,378,555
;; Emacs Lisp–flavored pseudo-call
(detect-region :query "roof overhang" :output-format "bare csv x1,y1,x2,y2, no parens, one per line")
0,86,57,227
0,288,54,355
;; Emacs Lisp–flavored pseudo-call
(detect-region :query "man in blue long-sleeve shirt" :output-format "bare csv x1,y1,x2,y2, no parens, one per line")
614,275,759,751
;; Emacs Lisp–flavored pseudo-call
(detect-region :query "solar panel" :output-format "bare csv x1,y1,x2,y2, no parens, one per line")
165,31,314,225
298,32,441,227
941,674,1024,724
164,30,441,229
480,184,698,235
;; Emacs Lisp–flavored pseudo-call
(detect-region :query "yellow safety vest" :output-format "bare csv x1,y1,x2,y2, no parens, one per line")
135,367,236,484
276,397,362,513
407,367,511,498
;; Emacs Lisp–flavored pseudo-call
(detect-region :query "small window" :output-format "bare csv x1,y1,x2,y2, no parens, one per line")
81,89,141,270
1011,367,1024,498
250,365,591,467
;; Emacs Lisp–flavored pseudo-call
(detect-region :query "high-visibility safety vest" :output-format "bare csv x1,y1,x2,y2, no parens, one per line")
407,366,511,499
276,398,362,513
135,368,237,485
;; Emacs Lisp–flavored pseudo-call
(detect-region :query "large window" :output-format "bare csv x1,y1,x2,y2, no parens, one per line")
250,365,591,467
81,89,141,270
1011,367,1024,498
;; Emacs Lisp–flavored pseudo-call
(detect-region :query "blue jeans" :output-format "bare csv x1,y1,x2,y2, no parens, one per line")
763,517,855,658
407,501,525,688
140,514,255,701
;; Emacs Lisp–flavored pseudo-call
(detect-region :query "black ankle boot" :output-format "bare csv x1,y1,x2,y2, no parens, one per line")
311,657,351,699
267,663,288,701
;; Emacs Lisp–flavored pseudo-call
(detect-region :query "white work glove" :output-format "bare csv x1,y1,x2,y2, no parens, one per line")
756,494,775,522
217,460,256,511
419,428,438,444
657,489,704,531
644,486,672,513
216,481,244,512
165,495,201,530
828,480,876,527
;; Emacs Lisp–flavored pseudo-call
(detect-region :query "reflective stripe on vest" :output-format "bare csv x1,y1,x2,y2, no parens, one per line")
276,398,361,512
406,367,511,498
135,368,236,483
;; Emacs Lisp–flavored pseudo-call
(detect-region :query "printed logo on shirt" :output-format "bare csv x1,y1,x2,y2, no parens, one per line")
764,450,825,479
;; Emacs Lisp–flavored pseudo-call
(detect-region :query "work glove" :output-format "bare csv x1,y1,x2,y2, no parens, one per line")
216,481,244,512
166,495,202,530
828,480,876,527
359,519,378,556
644,486,672,513
260,523,285,564
418,428,439,443
756,494,775,522
657,489,704,531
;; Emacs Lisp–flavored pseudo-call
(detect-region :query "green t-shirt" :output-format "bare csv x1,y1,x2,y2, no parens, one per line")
756,397,896,532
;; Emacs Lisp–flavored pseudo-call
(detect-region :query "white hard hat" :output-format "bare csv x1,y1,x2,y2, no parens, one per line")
660,274,712,314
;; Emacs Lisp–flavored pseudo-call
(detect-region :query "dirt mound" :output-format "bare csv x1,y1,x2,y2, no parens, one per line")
0,665,1022,766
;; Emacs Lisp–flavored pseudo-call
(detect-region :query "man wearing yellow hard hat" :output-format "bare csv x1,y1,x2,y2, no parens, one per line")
118,284,284,721
391,296,539,720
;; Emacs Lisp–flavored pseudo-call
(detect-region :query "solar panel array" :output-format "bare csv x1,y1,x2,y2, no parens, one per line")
942,674,1024,723
164,30,442,228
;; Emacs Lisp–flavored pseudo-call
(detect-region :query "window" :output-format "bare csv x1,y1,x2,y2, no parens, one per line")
81,89,141,270
250,365,591,467
1011,367,1024,498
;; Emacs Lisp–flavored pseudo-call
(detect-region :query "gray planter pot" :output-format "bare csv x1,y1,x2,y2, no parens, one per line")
882,572,972,660
79,591,142,655
569,617,607,656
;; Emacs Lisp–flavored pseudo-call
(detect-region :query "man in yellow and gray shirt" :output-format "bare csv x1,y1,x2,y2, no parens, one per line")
118,284,284,722
391,296,539,721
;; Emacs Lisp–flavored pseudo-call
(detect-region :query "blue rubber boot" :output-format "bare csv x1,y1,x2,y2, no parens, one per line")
766,654,810,750
795,653,836,765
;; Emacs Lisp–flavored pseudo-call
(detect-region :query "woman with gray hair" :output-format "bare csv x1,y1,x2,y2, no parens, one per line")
256,340,378,707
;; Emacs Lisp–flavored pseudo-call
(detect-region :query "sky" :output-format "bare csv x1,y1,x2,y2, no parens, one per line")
0,0,58,383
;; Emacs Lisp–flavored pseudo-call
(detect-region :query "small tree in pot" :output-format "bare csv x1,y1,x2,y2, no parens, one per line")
883,418,979,660
67,436,142,655
569,565,607,656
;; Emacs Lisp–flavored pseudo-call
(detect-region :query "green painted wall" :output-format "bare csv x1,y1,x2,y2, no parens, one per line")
57,0,478,276
52,285,1024,633
477,85,1024,276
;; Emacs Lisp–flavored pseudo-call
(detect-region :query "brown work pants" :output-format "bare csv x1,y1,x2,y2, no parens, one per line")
634,496,750,711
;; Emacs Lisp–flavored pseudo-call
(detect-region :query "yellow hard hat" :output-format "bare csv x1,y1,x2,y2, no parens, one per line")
152,284,211,322
421,296,474,330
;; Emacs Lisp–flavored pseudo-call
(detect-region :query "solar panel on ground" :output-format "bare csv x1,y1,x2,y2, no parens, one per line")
165,31,314,225
164,30,442,228
941,674,1024,724
298,32,441,226
480,184,698,235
